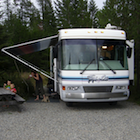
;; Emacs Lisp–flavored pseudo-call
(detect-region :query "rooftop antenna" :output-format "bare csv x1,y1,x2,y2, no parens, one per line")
105,23,121,30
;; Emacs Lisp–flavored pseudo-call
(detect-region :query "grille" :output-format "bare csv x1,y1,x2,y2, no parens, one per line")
84,86,113,93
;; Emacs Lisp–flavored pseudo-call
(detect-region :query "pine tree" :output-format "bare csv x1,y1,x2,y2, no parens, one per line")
55,0,92,29
96,0,119,28
131,0,140,89
55,0,72,28
37,0,57,36
0,3,3,20
4,0,11,20
89,0,98,28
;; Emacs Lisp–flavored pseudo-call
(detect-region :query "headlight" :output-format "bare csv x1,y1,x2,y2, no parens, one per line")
116,86,126,90
67,86,79,90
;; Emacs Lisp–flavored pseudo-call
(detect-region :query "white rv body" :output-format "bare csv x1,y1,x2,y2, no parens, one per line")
53,27,134,103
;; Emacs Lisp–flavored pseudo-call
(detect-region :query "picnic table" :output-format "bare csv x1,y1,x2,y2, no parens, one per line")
0,88,25,111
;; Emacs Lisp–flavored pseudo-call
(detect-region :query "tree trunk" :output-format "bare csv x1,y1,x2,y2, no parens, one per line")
136,41,140,91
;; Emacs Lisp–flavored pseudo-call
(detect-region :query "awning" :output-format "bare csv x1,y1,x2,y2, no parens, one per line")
3,35,58,56
1,35,58,82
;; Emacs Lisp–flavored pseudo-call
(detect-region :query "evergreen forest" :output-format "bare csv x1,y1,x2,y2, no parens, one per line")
0,0,140,102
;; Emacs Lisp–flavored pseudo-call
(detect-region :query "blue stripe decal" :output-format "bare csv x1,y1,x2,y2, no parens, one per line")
61,76,129,80
109,76,129,79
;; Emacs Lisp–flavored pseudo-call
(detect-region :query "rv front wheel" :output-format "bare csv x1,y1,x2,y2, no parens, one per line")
66,102,73,107
109,101,117,105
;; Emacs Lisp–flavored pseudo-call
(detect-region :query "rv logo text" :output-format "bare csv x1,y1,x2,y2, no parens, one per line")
87,75,108,83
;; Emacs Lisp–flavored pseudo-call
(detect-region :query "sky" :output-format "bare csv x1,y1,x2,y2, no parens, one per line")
95,0,106,9
31,0,106,9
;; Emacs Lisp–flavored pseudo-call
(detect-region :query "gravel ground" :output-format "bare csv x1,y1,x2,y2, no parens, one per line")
0,100,140,140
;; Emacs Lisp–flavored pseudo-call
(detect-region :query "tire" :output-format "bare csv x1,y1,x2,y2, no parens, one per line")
66,102,73,107
109,101,118,105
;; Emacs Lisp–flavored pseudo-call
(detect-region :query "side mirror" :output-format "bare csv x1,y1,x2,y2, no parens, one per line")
127,47,132,58
126,40,134,58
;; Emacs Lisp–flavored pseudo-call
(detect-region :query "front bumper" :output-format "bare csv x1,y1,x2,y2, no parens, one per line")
61,92,129,102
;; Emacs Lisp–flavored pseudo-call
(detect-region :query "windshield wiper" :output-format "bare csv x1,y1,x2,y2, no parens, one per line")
80,58,95,74
100,60,116,74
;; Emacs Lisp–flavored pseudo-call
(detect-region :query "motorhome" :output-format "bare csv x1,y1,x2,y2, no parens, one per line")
2,24,134,106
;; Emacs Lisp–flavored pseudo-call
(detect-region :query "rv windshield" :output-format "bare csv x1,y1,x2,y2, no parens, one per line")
61,39,128,70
